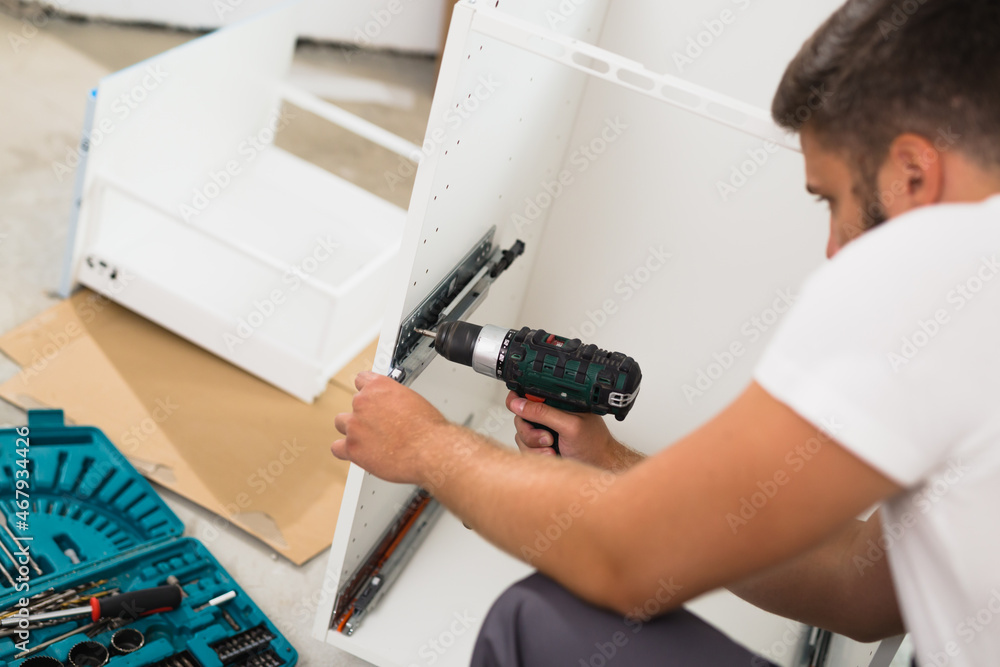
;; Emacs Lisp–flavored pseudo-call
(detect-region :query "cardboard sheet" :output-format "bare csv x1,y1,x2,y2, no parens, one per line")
0,289,377,565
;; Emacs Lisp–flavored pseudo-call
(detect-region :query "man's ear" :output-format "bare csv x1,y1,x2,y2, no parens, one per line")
877,133,944,215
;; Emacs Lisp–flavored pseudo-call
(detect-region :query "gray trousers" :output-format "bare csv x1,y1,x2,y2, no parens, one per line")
472,573,778,667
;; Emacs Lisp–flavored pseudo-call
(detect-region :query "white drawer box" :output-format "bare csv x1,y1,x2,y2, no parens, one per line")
61,4,410,402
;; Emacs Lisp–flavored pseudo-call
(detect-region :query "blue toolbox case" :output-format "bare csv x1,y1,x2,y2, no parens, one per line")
0,410,298,667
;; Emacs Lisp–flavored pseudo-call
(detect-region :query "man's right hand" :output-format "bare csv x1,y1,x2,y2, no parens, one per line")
505,391,644,470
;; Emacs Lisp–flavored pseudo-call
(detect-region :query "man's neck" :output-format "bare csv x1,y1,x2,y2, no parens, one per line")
939,154,1000,205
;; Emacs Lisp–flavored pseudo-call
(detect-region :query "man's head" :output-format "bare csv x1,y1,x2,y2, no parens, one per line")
773,0,1000,257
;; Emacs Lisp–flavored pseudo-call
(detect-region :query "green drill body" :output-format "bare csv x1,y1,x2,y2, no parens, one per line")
498,327,640,419
419,322,642,452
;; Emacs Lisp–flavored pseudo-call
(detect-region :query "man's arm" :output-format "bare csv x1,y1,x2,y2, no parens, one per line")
508,390,904,641
728,511,903,642
333,374,901,625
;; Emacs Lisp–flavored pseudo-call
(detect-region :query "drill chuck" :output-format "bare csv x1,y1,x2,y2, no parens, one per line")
431,321,511,378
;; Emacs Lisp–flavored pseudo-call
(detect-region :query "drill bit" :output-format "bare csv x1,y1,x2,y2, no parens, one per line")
220,608,240,631
414,328,437,339
0,561,14,587
33,581,110,613
0,512,43,575
0,618,65,637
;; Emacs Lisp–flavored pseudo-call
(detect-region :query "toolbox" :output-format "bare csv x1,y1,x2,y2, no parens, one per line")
0,410,298,667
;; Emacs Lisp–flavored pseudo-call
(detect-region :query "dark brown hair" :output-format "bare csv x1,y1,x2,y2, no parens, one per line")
773,0,1000,225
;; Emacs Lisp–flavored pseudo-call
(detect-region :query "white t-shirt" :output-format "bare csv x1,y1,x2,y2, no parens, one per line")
754,195,1000,667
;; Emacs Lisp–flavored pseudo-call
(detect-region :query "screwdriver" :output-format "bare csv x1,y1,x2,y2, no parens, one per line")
1,585,182,626
0,516,21,586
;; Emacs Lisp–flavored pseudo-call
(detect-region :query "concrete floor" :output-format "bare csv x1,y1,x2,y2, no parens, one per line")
0,9,437,666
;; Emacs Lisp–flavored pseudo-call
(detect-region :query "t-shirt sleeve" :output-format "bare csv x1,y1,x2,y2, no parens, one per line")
753,217,993,487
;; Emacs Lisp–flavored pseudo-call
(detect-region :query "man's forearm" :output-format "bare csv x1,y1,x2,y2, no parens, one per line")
337,377,902,622
420,424,639,612
727,512,903,643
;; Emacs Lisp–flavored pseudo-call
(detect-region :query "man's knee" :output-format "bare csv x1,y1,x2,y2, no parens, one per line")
472,573,585,666
473,573,779,667
489,572,569,626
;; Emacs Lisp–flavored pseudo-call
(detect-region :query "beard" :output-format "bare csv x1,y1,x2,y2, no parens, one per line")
853,163,889,232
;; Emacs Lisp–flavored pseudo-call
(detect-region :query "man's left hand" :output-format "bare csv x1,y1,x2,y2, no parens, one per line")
332,371,450,485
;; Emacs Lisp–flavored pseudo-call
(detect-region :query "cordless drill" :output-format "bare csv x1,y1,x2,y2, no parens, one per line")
416,322,642,453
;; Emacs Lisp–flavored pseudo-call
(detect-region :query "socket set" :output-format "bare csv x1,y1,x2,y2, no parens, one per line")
208,625,276,664
0,411,298,666
229,649,283,667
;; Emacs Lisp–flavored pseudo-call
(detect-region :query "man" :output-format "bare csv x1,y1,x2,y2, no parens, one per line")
333,0,1000,664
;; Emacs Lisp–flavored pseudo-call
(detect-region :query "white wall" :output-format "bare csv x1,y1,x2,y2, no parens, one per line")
523,0,844,449
34,0,448,53
516,0,852,663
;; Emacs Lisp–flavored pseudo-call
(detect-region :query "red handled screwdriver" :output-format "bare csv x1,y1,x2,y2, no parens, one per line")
1,585,182,626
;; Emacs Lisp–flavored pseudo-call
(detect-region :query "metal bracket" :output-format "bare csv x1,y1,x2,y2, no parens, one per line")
389,228,524,386
331,231,526,637
340,494,445,636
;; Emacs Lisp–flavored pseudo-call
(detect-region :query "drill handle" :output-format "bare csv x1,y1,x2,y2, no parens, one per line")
527,421,560,456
